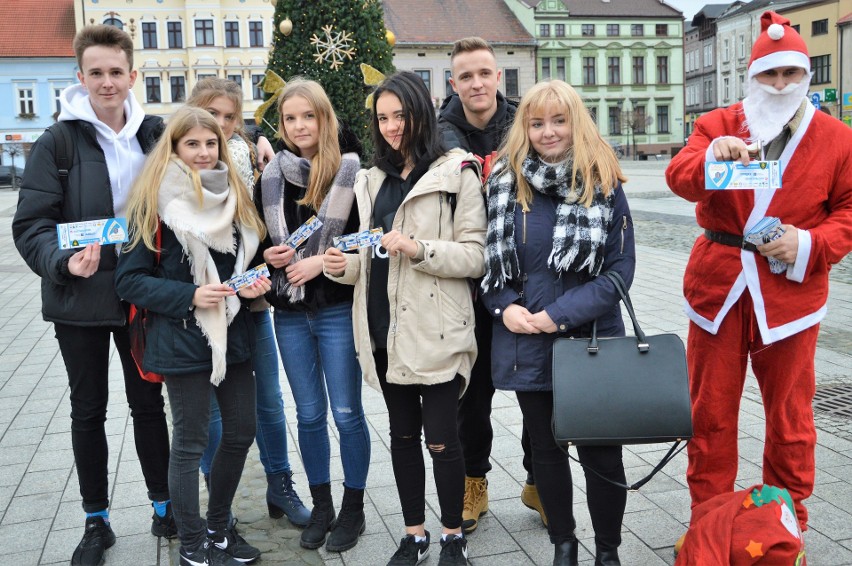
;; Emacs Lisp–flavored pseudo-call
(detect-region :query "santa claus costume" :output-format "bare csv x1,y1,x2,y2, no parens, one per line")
666,11,852,532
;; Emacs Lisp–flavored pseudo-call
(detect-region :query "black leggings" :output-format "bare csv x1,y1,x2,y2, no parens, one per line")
517,391,626,549
375,349,465,529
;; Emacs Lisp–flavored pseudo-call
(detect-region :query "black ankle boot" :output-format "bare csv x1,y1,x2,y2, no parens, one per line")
325,486,366,552
300,483,336,549
595,548,621,566
553,538,579,566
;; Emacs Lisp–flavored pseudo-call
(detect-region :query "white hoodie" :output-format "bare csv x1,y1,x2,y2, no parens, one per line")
57,84,148,218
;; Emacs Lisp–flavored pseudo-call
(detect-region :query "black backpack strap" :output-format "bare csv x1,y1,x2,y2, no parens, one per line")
49,122,73,192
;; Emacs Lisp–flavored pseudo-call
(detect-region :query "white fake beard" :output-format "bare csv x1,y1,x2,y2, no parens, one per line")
742,78,810,144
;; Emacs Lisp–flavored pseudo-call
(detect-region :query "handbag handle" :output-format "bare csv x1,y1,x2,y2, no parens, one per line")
588,271,649,354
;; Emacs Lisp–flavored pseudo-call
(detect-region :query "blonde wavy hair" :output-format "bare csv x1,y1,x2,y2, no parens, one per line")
498,80,626,210
277,78,341,212
126,106,266,251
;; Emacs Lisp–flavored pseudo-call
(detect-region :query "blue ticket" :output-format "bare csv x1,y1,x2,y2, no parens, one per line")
284,215,323,249
334,228,384,251
225,263,270,291
57,218,128,250
705,161,782,190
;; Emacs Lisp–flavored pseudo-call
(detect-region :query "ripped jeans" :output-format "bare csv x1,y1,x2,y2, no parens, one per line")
274,302,370,489
375,349,465,529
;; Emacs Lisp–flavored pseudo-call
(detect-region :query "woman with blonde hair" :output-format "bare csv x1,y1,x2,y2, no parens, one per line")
258,78,370,552
116,105,269,566
188,77,311,527
481,80,635,566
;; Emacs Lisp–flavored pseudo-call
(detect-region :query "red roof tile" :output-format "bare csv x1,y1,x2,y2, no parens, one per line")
838,11,852,24
0,0,76,57
383,0,535,45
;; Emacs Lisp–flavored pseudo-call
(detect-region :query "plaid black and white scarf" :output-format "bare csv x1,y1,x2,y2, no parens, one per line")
481,155,615,292
260,150,359,303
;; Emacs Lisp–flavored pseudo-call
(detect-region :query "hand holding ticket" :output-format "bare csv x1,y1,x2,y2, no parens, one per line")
225,263,270,291
284,216,323,249
333,228,384,251
745,217,787,274
57,218,128,250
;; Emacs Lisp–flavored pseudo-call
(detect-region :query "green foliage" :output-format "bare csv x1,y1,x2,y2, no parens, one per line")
262,0,395,156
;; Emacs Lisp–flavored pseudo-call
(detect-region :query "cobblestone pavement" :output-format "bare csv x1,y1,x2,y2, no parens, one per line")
0,159,850,565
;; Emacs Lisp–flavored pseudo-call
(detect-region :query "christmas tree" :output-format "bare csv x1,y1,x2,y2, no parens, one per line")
259,0,396,154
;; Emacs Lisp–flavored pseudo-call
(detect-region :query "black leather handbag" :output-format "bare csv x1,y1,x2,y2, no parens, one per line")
551,271,692,489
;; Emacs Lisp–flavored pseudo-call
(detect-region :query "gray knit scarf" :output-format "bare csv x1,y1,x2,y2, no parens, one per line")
481,154,615,292
260,149,359,303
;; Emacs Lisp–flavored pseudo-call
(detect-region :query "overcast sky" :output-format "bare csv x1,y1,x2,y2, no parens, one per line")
664,0,749,20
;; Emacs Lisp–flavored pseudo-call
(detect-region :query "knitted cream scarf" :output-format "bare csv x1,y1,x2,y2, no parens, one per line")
158,158,259,385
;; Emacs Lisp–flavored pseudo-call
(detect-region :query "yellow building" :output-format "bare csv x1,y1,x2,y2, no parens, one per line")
73,0,276,120
781,0,852,118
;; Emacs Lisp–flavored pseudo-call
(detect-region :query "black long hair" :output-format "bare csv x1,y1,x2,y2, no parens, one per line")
370,71,446,170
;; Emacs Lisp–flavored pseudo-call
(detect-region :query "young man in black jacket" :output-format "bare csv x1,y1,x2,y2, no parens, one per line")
437,37,544,534
12,25,174,566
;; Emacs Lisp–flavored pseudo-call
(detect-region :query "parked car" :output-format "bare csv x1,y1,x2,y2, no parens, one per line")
0,165,22,187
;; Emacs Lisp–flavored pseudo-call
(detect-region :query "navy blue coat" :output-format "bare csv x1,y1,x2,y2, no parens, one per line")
482,184,635,391
114,225,255,376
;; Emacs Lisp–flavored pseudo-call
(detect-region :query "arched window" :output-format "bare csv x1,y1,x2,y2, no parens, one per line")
104,17,123,30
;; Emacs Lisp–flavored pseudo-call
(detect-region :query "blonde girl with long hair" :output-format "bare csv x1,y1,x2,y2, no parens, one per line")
481,80,635,566
116,105,270,566
187,78,311,527
258,78,370,553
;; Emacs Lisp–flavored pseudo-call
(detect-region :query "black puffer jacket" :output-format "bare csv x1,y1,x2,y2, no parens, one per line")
12,117,163,326
438,91,517,158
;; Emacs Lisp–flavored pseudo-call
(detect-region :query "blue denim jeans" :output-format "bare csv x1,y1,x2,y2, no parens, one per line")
274,301,370,489
201,310,291,476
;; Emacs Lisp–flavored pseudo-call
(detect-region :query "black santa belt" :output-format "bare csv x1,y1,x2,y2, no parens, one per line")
703,230,758,253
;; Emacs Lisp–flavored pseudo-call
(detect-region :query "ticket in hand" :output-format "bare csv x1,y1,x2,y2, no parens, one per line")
284,215,323,249
744,217,785,246
334,228,384,251
225,263,270,292
705,160,782,190
57,218,128,250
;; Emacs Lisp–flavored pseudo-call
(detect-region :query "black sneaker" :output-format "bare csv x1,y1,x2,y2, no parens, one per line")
151,502,178,538
71,516,116,566
387,531,430,565
179,541,210,566
209,520,261,563
438,534,469,566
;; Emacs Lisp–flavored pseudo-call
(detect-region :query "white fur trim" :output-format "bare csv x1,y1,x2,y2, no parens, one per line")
768,23,785,40
749,51,811,79
786,229,811,283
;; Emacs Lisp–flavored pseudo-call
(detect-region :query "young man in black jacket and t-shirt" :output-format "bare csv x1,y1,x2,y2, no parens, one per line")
437,37,545,534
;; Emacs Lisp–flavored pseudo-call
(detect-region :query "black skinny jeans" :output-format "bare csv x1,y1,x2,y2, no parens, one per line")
375,349,465,529
517,391,626,549
55,323,170,513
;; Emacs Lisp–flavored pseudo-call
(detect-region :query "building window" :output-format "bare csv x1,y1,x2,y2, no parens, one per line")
197,73,216,81
444,69,453,97
582,57,596,85
587,106,597,124
225,21,239,47
170,75,186,102
540,24,551,37
723,77,730,101
54,87,63,113
504,68,519,98
635,105,646,134
608,106,621,135
16,84,34,115
737,73,744,98
168,22,183,48
656,24,668,37
704,80,713,103
414,69,431,93
145,77,161,103
607,24,619,36
631,24,643,36
556,57,565,81
542,58,551,79
608,56,620,85
252,74,264,100
738,34,745,59
249,21,264,47
657,105,669,133
103,17,123,30
792,24,800,33
555,24,565,37
142,22,157,49
195,19,214,46
633,56,644,85
810,54,831,84
657,56,668,84
227,74,242,88
723,39,729,62
704,43,713,66
812,19,828,36
582,24,595,37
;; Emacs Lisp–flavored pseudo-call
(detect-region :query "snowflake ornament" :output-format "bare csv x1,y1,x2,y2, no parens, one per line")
310,24,356,70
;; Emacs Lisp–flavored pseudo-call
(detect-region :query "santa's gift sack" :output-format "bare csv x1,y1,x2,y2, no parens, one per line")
676,484,805,565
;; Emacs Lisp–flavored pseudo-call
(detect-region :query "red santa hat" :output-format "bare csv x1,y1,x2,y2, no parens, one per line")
748,11,810,79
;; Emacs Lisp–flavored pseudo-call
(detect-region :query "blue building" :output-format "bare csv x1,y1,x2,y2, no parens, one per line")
0,0,77,169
